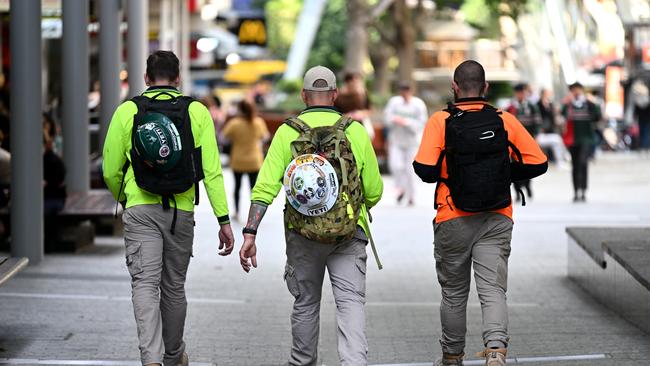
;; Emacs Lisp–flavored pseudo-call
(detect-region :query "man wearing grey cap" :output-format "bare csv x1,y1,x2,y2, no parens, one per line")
238,65,384,365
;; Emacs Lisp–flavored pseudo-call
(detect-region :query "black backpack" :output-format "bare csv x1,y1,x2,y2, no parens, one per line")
118,91,204,233
435,103,523,212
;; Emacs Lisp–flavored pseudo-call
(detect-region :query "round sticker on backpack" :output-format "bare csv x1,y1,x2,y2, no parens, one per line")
283,154,339,216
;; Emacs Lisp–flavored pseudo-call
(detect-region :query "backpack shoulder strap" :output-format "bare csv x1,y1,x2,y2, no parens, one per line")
131,95,150,109
175,95,195,110
284,117,310,134
334,115,355,131
443,102,465,121
481,103,502,114
130,96,150,137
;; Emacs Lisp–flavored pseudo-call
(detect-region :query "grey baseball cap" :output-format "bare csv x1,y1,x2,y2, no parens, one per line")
303,65,337,91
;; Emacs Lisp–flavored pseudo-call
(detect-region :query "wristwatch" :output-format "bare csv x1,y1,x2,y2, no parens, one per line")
242,227,257,235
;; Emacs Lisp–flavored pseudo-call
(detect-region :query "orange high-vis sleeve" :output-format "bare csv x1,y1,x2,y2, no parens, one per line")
414,111,447,166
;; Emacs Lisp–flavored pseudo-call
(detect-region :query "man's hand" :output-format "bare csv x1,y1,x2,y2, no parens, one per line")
218,223,235,256
239,234,258,272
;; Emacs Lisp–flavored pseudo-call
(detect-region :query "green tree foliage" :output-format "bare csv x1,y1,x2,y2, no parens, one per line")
263,0,302,59
306,0,347,71
435,0,530,38
262,0,347,72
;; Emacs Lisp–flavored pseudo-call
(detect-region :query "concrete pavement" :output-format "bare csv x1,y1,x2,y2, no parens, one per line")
0,152,649,365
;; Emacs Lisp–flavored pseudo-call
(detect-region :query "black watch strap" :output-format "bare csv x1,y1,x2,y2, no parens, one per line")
242,227,257,235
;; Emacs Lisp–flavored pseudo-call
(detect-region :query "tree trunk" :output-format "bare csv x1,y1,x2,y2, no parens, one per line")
370,45,392,98
393,0,416,86
345,0,369,74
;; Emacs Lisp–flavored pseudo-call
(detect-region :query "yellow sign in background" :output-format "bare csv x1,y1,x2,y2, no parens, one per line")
238,19,266,46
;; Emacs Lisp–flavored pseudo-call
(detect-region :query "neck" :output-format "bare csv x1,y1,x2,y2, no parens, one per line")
148,81,177,88
456,92,481,99
306,102,334,108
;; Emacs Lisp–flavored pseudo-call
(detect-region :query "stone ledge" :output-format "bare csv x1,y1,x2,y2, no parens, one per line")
567,227,650,334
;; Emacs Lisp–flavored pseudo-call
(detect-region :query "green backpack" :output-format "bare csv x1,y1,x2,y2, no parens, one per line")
284,116,363,243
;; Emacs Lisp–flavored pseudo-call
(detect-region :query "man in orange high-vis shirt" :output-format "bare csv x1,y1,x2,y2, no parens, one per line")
413,60,547,366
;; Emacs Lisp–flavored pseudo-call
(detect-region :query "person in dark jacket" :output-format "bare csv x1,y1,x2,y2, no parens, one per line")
43,114,66,250
561,82,602,202
634,100,650,153
507,83,541,200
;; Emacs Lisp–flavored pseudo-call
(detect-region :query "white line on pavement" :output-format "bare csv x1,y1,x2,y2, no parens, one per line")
0,359,215,365
0,292,245,304
366,302,539,307
0,292,541,307
372,353,610,365
517,213,641,222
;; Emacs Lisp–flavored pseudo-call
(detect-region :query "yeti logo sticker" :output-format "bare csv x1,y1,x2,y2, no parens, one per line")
307,206,328,216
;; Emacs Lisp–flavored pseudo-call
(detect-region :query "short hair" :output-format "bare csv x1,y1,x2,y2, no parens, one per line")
514,83,528,92
344,72,360,83
398,81,412,91
453,60,486,94
303,89,337,102
146,50,180,82
568,82,584,90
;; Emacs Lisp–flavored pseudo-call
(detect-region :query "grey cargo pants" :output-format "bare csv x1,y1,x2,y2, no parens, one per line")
433,212,513,355
284,227,369,366
123,205,194,365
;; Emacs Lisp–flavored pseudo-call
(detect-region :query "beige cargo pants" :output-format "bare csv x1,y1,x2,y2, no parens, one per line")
123,204,194,365
284,227,369,366
433,212,513,355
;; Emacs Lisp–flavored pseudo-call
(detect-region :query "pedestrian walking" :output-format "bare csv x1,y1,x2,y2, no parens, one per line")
632,79,650,154
203,94,227,151
335,71,376,139
561,82,602,202
412,60,548,366
238,65,383,366
43,115,66,251
102,51,234,366
507,83,541,201
384,82,428,205
536,88,569,168
222,99,269,220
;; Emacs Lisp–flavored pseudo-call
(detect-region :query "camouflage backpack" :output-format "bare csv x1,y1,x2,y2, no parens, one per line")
284,115,363,243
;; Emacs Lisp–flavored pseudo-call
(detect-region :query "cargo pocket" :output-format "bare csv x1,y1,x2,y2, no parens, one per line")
355,256,367,275
125,242,143,277
284,264,300,298
355,254,367,296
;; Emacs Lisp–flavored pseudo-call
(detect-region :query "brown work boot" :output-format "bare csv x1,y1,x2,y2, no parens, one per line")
476,348,507,366
178,352,189,366
434,352,464,366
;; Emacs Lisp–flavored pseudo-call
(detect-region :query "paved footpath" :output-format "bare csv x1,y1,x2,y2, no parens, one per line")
1,152,649,366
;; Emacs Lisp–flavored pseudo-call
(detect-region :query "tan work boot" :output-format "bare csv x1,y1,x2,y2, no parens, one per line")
434,352,464,366
178,352,189,366
476,348,507,366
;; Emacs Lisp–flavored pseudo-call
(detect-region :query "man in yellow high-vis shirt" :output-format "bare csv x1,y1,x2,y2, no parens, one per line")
238,66,383,366
103,51,234,366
